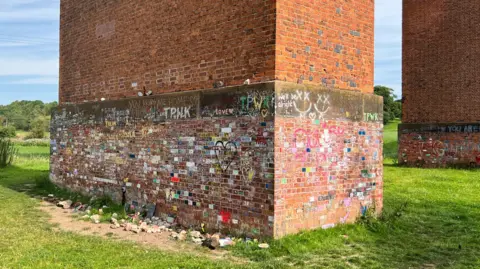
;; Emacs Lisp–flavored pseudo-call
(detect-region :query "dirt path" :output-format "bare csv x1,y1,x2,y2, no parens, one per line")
38,201,242,262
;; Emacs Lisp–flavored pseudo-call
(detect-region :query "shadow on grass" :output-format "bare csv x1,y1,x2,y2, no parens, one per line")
0,164,49,189
383,140,398,156
0,164,128,222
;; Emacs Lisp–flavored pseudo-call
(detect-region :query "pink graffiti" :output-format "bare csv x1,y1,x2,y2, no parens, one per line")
294,129,320,148
294,151,331,166
340,198,352,224
293,124,345,147
322,123,345,135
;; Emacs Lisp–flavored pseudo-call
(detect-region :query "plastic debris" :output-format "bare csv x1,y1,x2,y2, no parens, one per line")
259,243,270,249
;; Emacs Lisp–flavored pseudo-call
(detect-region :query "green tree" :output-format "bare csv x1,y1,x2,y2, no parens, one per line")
374,85,402,125
0,126,16,138
27,117,47,139
44,101,58,116
0,100,58,132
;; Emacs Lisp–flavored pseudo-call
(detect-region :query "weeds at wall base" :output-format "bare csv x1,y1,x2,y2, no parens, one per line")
357,201,408,233
33,175,127,221
0,138,18,168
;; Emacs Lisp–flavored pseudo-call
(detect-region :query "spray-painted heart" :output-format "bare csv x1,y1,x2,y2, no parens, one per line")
215,141,238,172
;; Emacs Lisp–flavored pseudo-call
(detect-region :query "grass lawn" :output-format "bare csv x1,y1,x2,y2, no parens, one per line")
1,122,480,268
384,119,400,159
17,145,50,159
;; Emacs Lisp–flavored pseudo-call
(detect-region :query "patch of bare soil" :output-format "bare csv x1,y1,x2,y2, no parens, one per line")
38,201,243,262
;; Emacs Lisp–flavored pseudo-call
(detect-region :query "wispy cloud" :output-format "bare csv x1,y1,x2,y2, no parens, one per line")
375,0,402,97
0,58,58,76
0,8,59,22
0,0,60,104
2,76,58,85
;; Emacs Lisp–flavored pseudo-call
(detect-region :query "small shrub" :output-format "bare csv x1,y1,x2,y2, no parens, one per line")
0,138,18,168
25,131,44,140
26,117,47,139
0,126,16,138
384,152,399,165
357,201,408,232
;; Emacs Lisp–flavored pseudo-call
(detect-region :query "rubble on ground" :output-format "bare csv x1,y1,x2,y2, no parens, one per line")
43,194,270,250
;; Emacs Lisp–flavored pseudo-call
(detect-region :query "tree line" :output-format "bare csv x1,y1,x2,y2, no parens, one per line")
0,100,58,138
374,85,401,125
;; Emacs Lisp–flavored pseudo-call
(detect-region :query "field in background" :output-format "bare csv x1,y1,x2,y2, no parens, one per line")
383,119,399,161
0,122,480,268
14,130,50,140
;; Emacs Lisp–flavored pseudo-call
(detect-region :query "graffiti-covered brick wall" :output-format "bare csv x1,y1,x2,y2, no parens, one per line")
273,82,383,237
51,83,276,237
51,82,383,238
275,0,374,93
56,0,380,238
399,124,480,168
402,1,480,168
59,0,276,104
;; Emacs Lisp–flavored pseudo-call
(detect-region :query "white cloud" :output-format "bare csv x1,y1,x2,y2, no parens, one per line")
3,76,58,85
0,0,40,9
374,0,402,95
0,42,30,47
0,8,59,21
0,58,58,76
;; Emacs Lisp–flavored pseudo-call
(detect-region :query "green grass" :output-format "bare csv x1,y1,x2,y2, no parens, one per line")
17,145,50,159
1,124,480,268
384,119,400,160
0,149,245,268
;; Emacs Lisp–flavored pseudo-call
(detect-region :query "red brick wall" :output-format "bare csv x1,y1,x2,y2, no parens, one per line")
59,0,375,104
275,0,374,93
59,0,276,104
56,0,381,237
50,82,383,238
399,124,480,168
51,84,276,237
273,83,383,237
403,0,480,123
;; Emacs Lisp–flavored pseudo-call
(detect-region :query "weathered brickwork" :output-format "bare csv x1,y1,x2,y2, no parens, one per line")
51,82,383,238
56,0,380,237
401,1,480,167
403,0,480,124
59,0,276,104
275,0,374,93
59,0,374,104
273,83,382,237
399,124,480,168
51,84,276,236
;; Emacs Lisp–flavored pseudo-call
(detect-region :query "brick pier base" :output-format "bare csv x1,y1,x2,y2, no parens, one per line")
50,81,383,238
399,123,480,168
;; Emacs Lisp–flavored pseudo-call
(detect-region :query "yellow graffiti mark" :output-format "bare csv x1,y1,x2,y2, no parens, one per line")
248,170,255,181
115,157,125,165
105,121,117,127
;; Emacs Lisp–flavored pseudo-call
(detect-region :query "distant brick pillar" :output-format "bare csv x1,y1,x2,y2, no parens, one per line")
400,0,480,168
53,0,381,238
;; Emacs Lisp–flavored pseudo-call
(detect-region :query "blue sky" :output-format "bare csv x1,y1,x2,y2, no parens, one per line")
0,0,402,105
